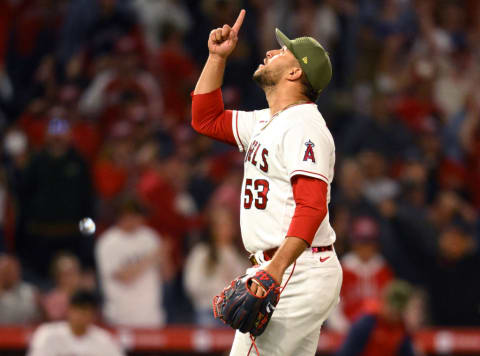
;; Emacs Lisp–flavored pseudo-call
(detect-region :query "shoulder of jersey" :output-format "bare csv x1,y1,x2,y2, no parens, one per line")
283,103,324,124
293,105,333,140
280,105,330,135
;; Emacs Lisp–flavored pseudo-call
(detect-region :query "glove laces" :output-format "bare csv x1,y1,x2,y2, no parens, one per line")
246,261,296,356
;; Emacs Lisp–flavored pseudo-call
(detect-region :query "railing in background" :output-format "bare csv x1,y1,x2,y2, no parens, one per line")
1,326,480,354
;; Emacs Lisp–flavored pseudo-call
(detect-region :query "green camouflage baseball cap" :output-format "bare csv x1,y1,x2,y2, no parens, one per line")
275,28,332,94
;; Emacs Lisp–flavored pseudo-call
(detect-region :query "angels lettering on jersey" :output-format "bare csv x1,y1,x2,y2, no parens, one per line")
245,139,318,172
243,140,270,211
245,140,269,173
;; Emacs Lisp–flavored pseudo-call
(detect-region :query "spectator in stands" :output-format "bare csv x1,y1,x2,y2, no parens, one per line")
340,92,412,159
459,92,480,209
151,22,198,122
424,221,480,326
380,188,476,278
93,122,134,202
17,118,95,281
378,160,433,282
208,166,243,217
329,216,393,332
332,159,378,218
28,289,124,356
286,0,339,51
404,289,428,332
133,0,192,50
96,197,172,327
335,280,416,356
184,206,248,326
4,0,63,116
359,151,399,205
331,159,379,256
137,151,197,272
383,197,480,326
16,95,52,151
42,253,85,321
58,0,138,66
3,128,29,185
0,254,40,324
0,1,11,79
79,35,162,127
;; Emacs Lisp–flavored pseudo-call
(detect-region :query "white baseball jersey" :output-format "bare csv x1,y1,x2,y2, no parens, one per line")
231,103,336,253
96,226,165,327
28,322,124,356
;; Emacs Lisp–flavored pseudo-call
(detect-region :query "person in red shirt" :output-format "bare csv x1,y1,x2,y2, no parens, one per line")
150,23,198,122
335,280,416,356
331,216,394,331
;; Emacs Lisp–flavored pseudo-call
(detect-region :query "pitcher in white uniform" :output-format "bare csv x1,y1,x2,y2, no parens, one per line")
191,9,342,356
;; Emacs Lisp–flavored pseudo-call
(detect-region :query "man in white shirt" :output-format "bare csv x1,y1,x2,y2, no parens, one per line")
0,254,39,324
28,289,124,356
96,198,170,327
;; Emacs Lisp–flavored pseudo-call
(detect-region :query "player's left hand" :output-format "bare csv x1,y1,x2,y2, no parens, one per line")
213,270,281,336
250,265,282,297
249,278,266,297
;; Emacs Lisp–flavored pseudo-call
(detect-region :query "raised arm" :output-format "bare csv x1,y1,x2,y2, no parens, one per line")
193,9,245,94
191,10,246,146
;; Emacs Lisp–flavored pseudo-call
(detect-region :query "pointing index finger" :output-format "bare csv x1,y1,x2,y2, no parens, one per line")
232,9,246,33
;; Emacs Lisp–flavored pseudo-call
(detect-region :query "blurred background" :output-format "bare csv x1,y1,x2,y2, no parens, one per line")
0,0,479,355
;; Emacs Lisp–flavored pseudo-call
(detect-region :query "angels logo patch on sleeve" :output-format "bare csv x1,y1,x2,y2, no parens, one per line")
303,140,316,163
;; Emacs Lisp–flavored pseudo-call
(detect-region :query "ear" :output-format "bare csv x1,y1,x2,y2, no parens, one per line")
286,67,303,82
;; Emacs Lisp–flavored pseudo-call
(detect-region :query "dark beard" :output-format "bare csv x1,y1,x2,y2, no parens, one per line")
252,67,277,89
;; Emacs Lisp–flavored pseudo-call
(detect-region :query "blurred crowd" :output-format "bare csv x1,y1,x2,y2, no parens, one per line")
0,0,479,341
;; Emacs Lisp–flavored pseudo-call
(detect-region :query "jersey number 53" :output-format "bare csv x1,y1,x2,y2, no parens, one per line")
244,178,269,210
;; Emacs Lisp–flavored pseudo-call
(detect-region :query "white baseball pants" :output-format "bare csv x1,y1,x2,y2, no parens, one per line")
229,248,342,356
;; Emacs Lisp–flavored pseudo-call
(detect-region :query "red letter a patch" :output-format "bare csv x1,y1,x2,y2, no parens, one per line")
303,140,316,163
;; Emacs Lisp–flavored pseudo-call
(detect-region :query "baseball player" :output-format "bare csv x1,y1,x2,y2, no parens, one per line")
191,9,342,355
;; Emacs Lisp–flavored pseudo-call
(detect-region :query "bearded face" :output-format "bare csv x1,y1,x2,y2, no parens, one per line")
253,65,282,89
252,47,292,90
253,46,303,93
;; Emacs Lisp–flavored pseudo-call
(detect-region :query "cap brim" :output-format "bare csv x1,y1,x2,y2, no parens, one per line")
275,28,293,52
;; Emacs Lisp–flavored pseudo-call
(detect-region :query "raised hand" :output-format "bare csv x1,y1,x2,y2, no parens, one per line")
208,9,246,59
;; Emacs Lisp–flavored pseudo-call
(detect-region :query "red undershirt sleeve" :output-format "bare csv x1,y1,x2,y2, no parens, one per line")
287,175,328,246
191,88,236,146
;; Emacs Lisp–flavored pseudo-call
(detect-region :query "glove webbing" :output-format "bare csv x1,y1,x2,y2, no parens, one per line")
246,261,297,356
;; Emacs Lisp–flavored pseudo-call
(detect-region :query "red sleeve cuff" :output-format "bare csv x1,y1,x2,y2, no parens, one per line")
287,176,328,245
